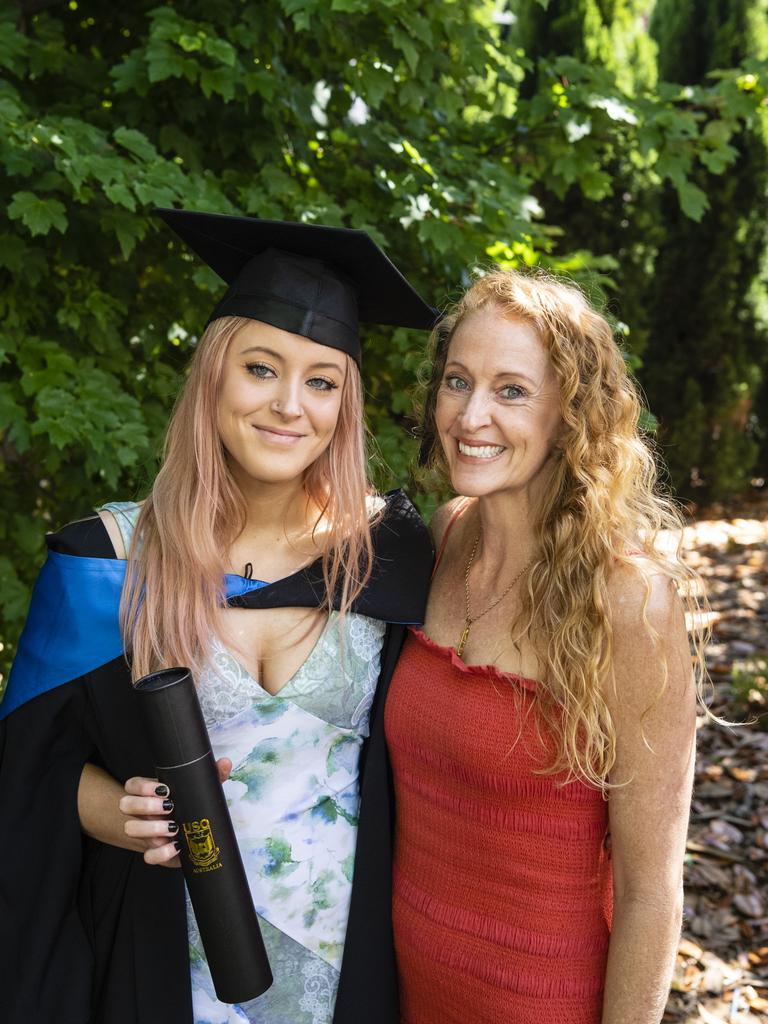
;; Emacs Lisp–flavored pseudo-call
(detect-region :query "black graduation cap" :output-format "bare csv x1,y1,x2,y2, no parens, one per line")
154,209,438,365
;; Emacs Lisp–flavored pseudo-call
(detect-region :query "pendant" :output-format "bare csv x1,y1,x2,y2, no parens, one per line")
456,620,471,659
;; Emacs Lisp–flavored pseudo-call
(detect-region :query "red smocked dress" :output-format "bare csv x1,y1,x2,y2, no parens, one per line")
385,525,613,1024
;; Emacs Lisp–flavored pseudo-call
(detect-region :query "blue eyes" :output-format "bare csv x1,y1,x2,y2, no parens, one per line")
245,362,338,391
247,363,274,379
444,375,527,400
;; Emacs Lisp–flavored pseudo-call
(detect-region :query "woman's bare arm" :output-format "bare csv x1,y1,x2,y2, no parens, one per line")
600,567,696,1024
77,763,171,856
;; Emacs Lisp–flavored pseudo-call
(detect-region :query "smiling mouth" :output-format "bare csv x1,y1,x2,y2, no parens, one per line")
457,440,505,459
253,425,305,444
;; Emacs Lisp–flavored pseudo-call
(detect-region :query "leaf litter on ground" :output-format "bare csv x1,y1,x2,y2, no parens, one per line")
662,490,768,1023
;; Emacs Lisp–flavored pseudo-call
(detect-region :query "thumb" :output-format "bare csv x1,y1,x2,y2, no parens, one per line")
216,757,233,783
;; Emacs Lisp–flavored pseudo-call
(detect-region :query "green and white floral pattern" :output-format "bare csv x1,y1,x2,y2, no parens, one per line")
189,615,384,1023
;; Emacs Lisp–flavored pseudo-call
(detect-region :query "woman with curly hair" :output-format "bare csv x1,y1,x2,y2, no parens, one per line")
385,269,705,1024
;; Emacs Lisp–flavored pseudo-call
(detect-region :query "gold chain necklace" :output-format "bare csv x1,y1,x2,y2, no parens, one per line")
456,531,532,658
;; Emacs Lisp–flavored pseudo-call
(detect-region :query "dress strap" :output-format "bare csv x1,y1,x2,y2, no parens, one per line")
432,498,471,578
98,500,142,556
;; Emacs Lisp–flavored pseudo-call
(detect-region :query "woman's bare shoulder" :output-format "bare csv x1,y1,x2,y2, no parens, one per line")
606,557,682,636
429,496,471,550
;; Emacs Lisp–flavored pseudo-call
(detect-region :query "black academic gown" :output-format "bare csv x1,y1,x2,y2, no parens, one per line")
0,490,432,1024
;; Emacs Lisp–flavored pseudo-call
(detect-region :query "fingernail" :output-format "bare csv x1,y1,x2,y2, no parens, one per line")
162,799,174,812
155,784,169,797
167,821,179,834
173,840,181,851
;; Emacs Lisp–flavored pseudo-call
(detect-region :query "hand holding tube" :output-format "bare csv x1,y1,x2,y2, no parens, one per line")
120,760,233,867
133,666,273,1003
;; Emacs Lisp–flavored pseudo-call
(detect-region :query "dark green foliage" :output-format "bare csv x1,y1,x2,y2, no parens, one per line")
643,0,768,499
510,0,662,365
652,0,759,80
513,0,657,96
0,0,766,684
511,0,768,501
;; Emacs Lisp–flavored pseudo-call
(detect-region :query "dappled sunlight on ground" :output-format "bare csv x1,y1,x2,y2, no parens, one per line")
662,501,768,1023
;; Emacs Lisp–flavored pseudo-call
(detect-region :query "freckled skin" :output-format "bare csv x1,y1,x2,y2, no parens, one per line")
435,307,563,504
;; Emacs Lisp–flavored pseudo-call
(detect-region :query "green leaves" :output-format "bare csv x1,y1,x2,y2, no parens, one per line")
330,0,387,11
0,21,27,75
112,6,247,101
390,25,420,73
676,180,709,221
203,37,237,68
113,127,158,163
417,218,462,254
7,191,67,236
103,181,136,211
32,369,150,484
0,232,28,272
100,208,148,258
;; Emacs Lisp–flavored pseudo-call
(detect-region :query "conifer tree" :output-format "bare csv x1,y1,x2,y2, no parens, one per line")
644,0,768,498
514,0,656,97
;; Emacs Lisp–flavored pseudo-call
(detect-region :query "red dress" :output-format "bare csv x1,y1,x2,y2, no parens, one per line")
385,628,613,1024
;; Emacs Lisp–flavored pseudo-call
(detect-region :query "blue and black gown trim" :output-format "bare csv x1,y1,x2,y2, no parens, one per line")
0,490,432,1024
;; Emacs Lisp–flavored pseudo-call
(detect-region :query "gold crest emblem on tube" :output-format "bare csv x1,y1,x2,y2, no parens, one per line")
183,818,221,872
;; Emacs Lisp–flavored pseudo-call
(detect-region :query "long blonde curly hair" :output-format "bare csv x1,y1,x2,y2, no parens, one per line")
419,269,708,789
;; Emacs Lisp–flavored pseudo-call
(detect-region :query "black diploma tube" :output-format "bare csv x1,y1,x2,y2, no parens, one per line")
133,666,273,1003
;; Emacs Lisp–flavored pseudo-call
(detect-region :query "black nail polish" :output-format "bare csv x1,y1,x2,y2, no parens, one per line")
167,821,179,834
173,840,181,851
162,799,174,812
155,784,169,797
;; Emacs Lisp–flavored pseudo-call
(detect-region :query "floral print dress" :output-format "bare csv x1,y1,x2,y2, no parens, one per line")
102,502,386,1024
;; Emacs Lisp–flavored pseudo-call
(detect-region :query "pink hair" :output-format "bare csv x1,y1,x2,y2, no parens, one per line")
122,316,376,679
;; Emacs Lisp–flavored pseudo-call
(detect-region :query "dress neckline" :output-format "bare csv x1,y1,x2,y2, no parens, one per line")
408,626,538,692
212,611,337,700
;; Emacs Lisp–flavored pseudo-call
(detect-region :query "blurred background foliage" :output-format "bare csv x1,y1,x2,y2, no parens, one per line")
1,0,767,684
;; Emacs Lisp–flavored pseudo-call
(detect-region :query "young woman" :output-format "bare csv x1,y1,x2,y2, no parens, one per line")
0,211,435,1024
385,269,704,1024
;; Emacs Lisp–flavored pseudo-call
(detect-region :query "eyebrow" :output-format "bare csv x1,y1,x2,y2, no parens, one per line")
239,345,345,374
444,360,539,388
